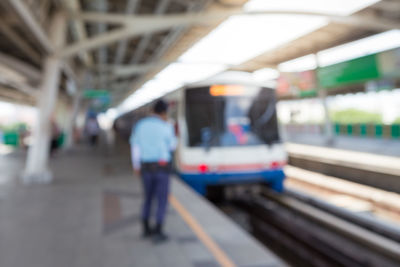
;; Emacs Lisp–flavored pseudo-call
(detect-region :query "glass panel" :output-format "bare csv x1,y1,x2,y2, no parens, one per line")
185,86,280,147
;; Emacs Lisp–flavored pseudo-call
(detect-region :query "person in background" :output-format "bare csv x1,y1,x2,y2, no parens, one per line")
86,116,100,147
130,99,176,243
50,117,61,156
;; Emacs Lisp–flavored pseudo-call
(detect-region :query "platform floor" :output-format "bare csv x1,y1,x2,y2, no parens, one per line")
0,145,283,267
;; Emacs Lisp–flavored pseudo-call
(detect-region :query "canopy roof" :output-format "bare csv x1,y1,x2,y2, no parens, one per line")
0,0,398,110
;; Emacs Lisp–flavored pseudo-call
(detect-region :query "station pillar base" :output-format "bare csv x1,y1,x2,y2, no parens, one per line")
21,169,53,184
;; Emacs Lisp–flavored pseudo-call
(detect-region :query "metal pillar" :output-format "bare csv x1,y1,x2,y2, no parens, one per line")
315,53,334,144
318,89,334,144
23,12,67,184
65,90,81,149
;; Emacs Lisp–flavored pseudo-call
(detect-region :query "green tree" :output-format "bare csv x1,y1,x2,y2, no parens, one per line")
331,109,382,124
393,117,400,124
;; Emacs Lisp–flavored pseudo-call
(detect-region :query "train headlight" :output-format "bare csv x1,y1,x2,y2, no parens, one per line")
270,161,285,169
198,164,209,173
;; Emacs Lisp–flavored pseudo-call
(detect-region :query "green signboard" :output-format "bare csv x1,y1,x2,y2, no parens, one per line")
83,90,111,112
317,54,380,88
83,90,110,99
277,47,399,97
317,47,400,89
3,131,19,146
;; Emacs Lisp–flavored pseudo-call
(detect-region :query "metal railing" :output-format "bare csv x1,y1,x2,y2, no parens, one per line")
283,123,400,139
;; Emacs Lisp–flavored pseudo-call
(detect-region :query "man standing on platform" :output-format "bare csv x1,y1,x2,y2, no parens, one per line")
130,99,176,243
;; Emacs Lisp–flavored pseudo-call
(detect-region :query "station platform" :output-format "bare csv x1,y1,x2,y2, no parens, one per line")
285,142,400,177
284,133,400,157
284,134,400,193
0,145,284,267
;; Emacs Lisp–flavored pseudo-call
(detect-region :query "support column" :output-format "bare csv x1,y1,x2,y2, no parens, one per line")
315,53,334,144
318,89,334,144
23,12,67,184
64,89,81,149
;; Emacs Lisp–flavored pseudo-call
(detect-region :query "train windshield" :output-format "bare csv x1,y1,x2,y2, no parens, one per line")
185,85,280,147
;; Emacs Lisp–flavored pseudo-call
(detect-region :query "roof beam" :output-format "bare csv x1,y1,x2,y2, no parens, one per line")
87,0,108,64
6,0,76,81
148,1,204,65
0,86,35,105
0,73,37,96
114,62,170,77
6,0,53,53
0,18,41,64
60,27,136,59
59,18,212,59
92,62,168,86
130,0,171,64
74,11,225,26
87,0,109,88
120,1,204,102
37,0,52,26
76,10,400,31
62,0,93,66
374,1,400,13
0,52,41,83
148,25,185,63
61,11,230,58
109,0,171,87
113,0,141,65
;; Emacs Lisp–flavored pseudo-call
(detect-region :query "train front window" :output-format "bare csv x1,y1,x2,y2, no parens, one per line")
185,86,280,147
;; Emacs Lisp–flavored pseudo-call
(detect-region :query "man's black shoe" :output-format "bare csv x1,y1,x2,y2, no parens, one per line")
142,219,152,238
152,223,168,243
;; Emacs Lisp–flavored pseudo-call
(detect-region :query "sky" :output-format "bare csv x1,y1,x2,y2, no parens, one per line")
0,101,36,128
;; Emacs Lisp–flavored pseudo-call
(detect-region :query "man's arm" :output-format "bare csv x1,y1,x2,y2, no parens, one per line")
130,123,141,175
131,145,141,175
168,123,177,151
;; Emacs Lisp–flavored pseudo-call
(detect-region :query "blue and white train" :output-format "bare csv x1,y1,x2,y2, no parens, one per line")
116,72,287,196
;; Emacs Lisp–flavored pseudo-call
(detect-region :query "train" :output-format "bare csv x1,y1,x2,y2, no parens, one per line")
115,71,287,196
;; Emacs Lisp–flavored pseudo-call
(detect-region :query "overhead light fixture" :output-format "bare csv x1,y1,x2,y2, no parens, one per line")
180,15,327,65
252,68,280,82
154,62,227,84
317,30,400,67
244,0,381,16
278,54,317,72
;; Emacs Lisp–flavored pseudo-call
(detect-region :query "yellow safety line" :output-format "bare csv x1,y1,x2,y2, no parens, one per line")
169,195,237,267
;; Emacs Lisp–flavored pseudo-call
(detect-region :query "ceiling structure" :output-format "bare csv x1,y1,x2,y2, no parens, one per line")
0,0,399,109
233,1,400,72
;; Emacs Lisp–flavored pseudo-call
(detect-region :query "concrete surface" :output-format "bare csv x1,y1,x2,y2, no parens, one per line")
0,145,283,267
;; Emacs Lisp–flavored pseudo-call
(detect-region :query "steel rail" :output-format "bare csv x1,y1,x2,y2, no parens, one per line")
230,188,400,266
262,189,400,263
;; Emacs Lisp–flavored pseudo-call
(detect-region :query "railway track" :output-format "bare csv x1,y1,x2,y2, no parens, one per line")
227,188,400,267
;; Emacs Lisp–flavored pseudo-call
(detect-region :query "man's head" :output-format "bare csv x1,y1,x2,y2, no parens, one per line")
153,99,168,120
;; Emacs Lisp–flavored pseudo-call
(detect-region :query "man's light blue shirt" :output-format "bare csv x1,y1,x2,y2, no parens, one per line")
130,116,176,165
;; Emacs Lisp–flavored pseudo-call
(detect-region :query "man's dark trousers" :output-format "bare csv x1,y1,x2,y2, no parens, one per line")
141,168,170,224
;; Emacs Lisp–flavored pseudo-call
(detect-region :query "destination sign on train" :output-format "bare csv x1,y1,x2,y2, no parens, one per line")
209,85,245,96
